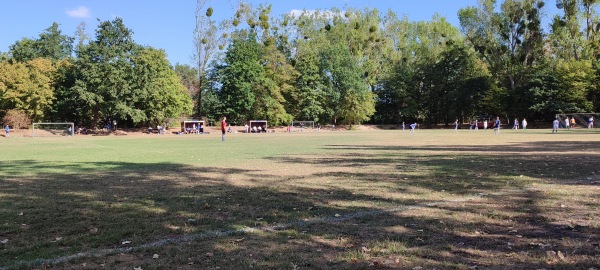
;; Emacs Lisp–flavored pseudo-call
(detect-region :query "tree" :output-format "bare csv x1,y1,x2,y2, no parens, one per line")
321,44,375,126
73,18,141,126
9,22,73,62
0,58,56,122
174,64,199,98
255,41,296,125
217,32,263,124
193,0,229,117
132,48,193,125
423,43,491,125
459,0,545,117
8,38,38,63
291,43,326,122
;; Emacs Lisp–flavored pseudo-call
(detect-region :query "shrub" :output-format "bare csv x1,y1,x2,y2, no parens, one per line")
2,109,31,129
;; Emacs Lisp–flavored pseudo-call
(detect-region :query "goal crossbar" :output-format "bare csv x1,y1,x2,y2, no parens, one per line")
32,122,75,137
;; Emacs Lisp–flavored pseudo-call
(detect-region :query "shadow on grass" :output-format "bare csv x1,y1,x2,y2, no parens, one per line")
0,160,417,269
1,137,599,269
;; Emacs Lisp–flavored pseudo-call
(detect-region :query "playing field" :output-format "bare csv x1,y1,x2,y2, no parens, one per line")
1,128,599,269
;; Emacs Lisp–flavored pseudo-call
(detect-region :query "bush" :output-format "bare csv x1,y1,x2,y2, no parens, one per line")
2,109,31,129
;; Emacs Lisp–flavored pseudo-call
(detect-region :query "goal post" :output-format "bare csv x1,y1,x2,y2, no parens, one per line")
32,122,75,137
555,113,599,128
291,121,315,130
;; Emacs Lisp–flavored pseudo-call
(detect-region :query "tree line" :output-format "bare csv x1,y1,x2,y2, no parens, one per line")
1,0,599,129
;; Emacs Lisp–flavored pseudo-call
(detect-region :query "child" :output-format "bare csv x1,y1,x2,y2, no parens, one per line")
553,118,560,133
454,119,459,133
493,117,501,135
409,123,417,134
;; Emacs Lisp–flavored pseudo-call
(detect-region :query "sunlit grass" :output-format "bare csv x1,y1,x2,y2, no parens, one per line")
0,129,599,269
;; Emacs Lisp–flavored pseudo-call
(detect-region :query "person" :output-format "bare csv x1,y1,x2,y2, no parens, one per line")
483,120,488,130
113,120,117,131
570,117,576,128
68,126,73,136
522,118,527,130
474,119,478,130
192,123,197,134
221,116,227,141
493,117,501,135
227,125,232,133
553,118,560,133
513,118,519,130
402,121,405,131
409,122,417,134
565,117,570,130
4,125,9,138
588,116,594,128
454,119,459,133
245,124,249,133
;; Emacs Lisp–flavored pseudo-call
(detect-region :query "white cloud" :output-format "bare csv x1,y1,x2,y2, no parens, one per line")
66,6,91,18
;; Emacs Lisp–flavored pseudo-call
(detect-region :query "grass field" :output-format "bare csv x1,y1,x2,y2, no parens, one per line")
1,128,599,269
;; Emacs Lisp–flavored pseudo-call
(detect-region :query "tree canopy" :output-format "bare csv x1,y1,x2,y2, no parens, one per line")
2,0,600,128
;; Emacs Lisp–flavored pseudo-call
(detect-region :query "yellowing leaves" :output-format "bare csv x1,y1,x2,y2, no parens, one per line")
0,58,57,121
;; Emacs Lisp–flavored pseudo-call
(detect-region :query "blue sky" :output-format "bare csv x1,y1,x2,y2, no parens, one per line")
1,1,558,65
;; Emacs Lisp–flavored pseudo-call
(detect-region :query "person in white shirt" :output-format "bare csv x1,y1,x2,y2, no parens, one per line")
553,118,560,133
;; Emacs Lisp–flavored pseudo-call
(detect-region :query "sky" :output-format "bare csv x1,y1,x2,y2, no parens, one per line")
0,0,559,66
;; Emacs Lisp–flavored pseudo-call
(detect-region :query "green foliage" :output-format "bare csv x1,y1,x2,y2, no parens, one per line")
321,44,375,125
291,45,325,122
132,48,193,125
9,22,73,62
0,58,56,122
217,33,263,124
62,18,192,128
5,1,600,127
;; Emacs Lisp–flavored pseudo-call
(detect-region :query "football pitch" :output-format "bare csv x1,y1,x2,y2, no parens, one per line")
1,129,599,269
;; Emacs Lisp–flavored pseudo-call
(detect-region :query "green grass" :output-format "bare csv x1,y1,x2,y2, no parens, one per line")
1,129,599,269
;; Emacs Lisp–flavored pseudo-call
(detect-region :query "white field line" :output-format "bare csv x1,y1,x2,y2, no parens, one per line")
1,191,523,270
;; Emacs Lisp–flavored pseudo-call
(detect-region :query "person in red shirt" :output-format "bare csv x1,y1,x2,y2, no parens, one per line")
221,116,227,141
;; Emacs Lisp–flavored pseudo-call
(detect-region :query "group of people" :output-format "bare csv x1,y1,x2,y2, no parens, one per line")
511,118,528,130
185,123,204,134
246,124,266,133
400,122,418,133
453,117,510,135
553,116,594,133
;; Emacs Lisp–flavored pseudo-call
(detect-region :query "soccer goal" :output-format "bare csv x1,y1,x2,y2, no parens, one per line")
32,122,74,137
555,113,599,128
291,121,315,130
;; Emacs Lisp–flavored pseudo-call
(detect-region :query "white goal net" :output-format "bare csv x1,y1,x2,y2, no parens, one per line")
291,121,315,131
32,122,74,137
555,113,599,128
